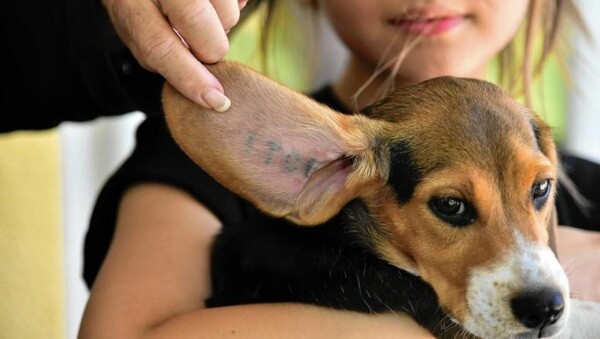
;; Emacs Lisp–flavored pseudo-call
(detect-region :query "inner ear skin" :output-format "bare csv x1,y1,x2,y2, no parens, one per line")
388,140,422,203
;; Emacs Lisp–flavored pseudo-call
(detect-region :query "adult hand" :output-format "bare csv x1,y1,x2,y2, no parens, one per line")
103,0,249,111
557,225,600,302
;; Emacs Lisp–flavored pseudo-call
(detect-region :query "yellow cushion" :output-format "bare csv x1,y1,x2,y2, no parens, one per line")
0,130,64,339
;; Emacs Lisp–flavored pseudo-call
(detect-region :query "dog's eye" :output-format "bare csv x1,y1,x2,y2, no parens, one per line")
428,197,476,227
532,179,552,210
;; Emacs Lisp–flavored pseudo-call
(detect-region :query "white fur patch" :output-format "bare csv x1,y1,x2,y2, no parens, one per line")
462,231,570,338
555,299,600,338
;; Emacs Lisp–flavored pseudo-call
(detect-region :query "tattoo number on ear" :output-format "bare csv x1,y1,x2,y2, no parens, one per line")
244,131,257,153
264,140,283,164
249,131,321,177
283,151,302,173
304,158,319,177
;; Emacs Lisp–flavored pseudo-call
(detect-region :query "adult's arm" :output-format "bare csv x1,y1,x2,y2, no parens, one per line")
1,0,251,132
1,0,163,132
557,226,600,302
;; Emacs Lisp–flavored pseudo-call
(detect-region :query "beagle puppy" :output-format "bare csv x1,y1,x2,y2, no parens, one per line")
163,61,600,338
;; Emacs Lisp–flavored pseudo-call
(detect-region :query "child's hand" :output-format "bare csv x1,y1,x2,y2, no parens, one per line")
557,225,600,302
103,0,246,111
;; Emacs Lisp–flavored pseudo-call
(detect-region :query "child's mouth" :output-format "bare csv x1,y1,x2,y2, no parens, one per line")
390,16,465,36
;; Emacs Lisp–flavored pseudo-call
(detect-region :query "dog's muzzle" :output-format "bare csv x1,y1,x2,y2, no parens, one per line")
463,233,570,339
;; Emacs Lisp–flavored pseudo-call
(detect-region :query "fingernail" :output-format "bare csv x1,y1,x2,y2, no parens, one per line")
202,89,231,112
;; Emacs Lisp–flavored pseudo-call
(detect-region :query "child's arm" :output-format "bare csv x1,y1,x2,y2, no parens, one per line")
557,225,600,302
78,183,433,339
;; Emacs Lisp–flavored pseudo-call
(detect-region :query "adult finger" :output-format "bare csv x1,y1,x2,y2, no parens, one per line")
210,0,241,30
105,0,230,111
161,0,229,64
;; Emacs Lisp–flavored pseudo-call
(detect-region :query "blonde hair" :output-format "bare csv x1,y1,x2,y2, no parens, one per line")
500,0,584,107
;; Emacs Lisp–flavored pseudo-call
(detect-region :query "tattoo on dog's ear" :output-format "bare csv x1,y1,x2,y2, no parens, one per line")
163,61,387,225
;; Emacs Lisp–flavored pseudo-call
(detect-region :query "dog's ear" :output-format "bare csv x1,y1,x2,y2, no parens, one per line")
531,114,557,165
531,114,561,253
163,61,385,225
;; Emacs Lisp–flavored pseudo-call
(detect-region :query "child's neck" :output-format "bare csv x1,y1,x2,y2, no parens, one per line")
332,55,418,111
332,55,488,111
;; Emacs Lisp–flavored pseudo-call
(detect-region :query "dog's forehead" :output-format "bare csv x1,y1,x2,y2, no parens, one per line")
368,77,527,124
376,77,538,154
375,77,542,203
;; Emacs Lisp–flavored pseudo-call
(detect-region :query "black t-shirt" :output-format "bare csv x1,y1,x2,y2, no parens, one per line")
83,85,600,288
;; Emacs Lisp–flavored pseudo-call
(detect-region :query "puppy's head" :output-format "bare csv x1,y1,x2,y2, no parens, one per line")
163,61,567,338
355,78,567,338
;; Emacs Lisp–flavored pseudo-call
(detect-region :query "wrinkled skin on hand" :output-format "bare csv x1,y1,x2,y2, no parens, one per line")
102,0,248,110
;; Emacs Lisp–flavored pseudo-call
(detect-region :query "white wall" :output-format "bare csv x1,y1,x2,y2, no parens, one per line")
564,0,600,162
60,112,143,339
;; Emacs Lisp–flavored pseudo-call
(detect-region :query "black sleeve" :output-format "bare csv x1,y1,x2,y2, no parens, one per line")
1,0,163,132
82,114,252,288
556,154,600,231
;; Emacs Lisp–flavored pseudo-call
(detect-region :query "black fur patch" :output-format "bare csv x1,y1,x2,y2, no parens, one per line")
207,206,459,336
388,141,422,203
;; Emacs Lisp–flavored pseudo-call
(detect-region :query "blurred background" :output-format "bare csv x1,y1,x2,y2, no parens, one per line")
0,0,599,338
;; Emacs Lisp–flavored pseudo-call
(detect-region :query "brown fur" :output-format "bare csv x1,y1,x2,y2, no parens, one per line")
163,61,558,325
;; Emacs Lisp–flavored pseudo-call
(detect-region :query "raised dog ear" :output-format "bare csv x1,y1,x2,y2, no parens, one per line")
163,61,386,225
532,113,591,236
531,114,561,253
531,114,557,166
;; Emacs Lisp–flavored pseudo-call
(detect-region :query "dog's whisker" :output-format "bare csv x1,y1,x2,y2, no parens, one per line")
569,288,584,299
560,261,587,299
561,259,586,277
434,312,463,338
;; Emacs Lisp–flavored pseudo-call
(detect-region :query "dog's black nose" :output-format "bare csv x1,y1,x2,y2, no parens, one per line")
511,289,565,328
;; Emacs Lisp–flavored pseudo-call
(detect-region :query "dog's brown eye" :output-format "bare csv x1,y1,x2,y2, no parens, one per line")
532,179,551,210
428,197,476,227
437,197,463,214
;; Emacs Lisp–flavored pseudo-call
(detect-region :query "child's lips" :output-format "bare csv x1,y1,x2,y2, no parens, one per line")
390,15,465,36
